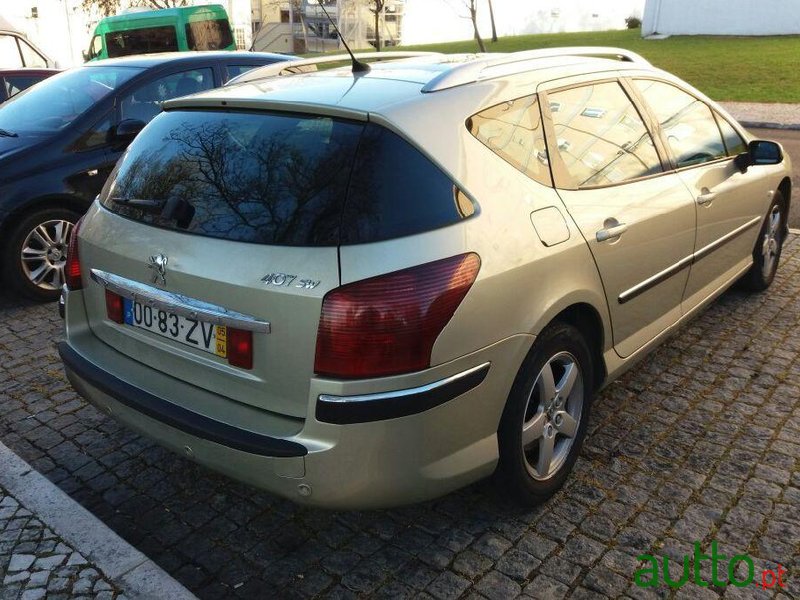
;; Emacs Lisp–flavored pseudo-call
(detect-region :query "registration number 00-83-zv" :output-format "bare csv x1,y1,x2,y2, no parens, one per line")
123,299,227,357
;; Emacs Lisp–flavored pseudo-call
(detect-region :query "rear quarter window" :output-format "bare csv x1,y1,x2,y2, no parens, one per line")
340,123,475,245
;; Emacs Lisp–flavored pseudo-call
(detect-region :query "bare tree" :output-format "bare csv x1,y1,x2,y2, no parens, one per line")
450,0,486,53
487,0,497,42
82,0,187,17
365,0,386,52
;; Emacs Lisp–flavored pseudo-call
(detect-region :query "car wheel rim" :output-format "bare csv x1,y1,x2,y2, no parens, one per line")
20,219,74,291
521,351,584,481
761,204,782,278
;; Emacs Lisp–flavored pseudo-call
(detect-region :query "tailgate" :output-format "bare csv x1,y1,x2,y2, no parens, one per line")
79,204,338,419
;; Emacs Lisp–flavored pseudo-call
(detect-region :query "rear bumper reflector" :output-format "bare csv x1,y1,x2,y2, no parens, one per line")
57,342,307,458
316,362,490,424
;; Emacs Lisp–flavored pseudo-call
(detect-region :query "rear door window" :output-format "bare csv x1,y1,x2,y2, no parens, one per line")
105,26,178,58
548,81,663,187
185,19,234,50
634,79,727,168
18,39,47,68
101,110,363,246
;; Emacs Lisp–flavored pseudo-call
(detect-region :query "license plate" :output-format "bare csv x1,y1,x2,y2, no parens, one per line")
123,298,227,357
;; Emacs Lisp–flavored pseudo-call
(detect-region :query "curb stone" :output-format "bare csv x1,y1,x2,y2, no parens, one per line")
0,442,197,600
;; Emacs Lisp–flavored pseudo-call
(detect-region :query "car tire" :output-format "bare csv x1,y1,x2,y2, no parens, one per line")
739,191,786,292
2,207,81,302
496,321,594,506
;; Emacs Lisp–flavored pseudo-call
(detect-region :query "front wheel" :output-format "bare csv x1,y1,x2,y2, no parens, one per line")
2,208,81,302
496,322,594,506
740,191,786,292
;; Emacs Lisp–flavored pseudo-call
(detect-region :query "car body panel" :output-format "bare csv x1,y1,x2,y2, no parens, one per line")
59,51,793,508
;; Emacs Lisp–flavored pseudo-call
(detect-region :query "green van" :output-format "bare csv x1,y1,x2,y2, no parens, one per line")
85,5,236,61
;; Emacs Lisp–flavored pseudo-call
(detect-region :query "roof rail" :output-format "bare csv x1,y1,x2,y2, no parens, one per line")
421,47,651,92
227,51,443,86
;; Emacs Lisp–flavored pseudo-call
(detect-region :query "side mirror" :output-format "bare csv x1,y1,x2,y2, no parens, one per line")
735,140,783,173
112,119,146,147
82,51,89,62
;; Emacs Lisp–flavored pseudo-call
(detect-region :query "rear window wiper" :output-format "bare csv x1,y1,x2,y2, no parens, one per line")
0,128,18,138
110,197,165,211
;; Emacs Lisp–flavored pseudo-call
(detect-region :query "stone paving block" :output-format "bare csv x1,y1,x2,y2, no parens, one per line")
2,236,800,599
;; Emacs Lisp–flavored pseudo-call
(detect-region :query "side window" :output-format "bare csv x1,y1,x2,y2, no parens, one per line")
120,68,214,124
714,112,747,156
185,19,234,50
105,27,178,58
226,64,258,81
0,35,23,68
467,94,552,187
18,39,47,68
89,35,103,59
634,80,726,168
4,76,41,98
72,110,114,151
341,123,476,244
548,81,663,188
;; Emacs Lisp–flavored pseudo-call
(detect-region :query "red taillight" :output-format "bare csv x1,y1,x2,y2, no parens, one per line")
105,290,124,323
314,253,481,379
65,216,84,291
227,328,253,370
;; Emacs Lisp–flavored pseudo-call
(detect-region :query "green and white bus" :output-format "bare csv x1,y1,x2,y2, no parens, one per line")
85,5,236,61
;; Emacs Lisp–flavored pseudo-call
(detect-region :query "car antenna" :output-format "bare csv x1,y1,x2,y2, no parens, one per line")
316,0,370,74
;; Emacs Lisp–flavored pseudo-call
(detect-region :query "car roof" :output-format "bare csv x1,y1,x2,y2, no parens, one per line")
84,51,294,69
164,50,657,116
0,68,60,76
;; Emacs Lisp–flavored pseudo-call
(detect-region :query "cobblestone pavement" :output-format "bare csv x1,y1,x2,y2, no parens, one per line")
0,485,122,600
1,236,799,600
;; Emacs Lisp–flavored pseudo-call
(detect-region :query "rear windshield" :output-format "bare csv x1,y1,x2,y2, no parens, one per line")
185,19,234,50
106,26,178,57
100,110,475,246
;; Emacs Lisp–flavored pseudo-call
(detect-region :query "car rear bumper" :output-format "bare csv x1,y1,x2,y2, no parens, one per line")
61,289,532,509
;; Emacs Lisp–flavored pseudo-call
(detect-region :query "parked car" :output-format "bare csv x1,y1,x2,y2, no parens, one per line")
0,51,293,300
58,48,791,509
0,68,59,103
85,5,235,62
0,17,55,68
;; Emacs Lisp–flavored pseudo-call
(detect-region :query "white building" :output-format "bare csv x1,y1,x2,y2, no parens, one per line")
402,0,645,46
643,0,800,36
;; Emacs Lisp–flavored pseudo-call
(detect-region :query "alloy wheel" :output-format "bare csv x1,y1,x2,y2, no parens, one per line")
19,219,74,291
761,204,782,279
522,351,584,480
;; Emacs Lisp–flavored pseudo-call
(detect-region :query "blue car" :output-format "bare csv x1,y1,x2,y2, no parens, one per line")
0,51,293,300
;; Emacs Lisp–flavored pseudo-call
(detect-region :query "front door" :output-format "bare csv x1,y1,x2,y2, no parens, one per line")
543,79,697,358
632,79,771,310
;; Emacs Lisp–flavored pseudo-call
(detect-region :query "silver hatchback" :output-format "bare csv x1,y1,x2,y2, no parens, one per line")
59,49,791,509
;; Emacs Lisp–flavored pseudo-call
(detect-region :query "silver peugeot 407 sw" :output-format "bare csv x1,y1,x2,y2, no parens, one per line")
59,48,792,509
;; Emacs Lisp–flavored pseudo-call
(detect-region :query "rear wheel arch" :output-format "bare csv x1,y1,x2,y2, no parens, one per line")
550,303,607,391
0,195,88,241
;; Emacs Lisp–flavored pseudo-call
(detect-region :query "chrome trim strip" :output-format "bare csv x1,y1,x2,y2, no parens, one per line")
618,255,693,305
692,216,762,263
90,269,271,334
318,362,491,404
618,215,762,305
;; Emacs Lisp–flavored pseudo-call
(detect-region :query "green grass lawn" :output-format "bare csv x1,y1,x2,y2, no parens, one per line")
391,29,800,103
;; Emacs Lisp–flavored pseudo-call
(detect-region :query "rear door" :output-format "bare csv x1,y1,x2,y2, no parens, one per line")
631,79,771,310
80,108,364,418
541,78,697,358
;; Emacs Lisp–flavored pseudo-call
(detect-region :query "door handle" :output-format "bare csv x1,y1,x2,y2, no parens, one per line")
697,187,716,206
596,219,628,242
